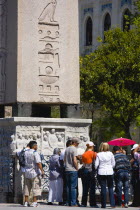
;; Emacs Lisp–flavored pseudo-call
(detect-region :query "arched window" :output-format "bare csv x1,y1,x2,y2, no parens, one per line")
86,17,92,46
123,9,131,31
104,13,111,32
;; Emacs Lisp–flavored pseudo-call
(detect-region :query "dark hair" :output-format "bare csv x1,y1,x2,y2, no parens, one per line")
71,137,80,145
66,140,72,147
113,146,120,152
28,141,37,149
27,143,30,148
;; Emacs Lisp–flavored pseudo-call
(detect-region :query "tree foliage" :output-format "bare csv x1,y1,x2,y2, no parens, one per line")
80,9,140,139
133,0,140,27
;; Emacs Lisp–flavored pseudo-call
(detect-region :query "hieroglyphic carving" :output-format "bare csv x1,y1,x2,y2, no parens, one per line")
0,0,7,103
39,0,57,24
38,0,60,103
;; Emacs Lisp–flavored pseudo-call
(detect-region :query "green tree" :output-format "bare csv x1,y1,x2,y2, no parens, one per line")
80,26,140,139
133,0,140,27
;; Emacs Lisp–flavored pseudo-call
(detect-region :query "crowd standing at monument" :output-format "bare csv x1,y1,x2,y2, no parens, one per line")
18,138,140,208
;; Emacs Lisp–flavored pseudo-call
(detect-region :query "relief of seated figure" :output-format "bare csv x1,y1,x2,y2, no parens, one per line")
80,135,89,150
43,131,50,147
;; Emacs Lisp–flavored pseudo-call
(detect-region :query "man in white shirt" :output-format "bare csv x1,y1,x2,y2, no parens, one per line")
24,141,44,207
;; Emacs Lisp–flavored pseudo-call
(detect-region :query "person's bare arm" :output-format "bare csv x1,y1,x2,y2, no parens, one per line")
73,156,78,171
36,163,45,176
130,158,134,164
77,155,83,164
64,154,66,163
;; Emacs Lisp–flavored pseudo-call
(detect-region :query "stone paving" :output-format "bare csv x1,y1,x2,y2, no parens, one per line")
0,204,139,210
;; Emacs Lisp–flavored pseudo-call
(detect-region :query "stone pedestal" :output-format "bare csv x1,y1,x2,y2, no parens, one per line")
0,117,92,203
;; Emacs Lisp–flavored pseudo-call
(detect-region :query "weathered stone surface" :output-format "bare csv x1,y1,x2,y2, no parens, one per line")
2,117,91,155
3,0,80,105
0,117,91,203
0,0,7,104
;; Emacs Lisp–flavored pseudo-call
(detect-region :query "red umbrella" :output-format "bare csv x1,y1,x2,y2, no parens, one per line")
108,137,136,147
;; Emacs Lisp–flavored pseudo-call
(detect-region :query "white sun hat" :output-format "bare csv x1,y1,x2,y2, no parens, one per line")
131,144,139,150
86,141,95,147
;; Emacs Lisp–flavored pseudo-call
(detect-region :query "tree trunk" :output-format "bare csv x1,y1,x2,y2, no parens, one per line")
89,110,94,139
124,123,132,139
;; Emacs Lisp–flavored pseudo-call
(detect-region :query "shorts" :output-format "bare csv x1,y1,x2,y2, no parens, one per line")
24,176,41,196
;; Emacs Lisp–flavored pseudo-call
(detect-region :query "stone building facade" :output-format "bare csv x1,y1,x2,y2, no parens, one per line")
79,0,133,55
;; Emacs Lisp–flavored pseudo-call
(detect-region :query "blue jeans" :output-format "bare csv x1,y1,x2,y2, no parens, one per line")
65,171,78,206
98,175,115,208
115,172,129,205
81,170,96,206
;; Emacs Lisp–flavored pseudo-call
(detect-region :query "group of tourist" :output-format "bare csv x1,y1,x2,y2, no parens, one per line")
18,138,140,208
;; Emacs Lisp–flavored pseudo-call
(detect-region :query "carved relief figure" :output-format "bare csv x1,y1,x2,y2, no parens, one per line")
39,0,57,23
42,128,65,155
57,132,65,148
48,128,58,148
42,130,54,155
16,133,25,150
43,131,50,147
11,126,42,153
66,134,90,150
80,135,89,149
10,134,17,153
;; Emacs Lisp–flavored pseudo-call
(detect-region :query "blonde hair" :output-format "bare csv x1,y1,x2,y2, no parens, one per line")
99,142,109,152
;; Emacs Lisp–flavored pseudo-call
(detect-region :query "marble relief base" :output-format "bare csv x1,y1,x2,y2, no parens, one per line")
0,117,92,203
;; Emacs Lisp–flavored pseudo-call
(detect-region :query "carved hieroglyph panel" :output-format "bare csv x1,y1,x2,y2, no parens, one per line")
41,127,65,155
0,0,7,103
38,0,60,103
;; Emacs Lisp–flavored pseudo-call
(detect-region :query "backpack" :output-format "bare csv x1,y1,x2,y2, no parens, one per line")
18,148,26,167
